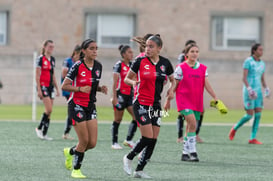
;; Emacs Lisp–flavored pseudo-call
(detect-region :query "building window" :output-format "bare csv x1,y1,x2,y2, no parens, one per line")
0,11,8,45
85,13,135,48
212,16,262,50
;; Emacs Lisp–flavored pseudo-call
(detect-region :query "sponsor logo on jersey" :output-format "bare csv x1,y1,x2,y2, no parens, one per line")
81,71,86,77
44,61,48,65
123,66,128,71
144,65,150,70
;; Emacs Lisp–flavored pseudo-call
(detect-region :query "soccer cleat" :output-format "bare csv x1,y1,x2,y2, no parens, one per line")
181,153,199,162
43,135,53,141
35,128,44,139
123,155,132,175
249,139,262,145
123,140,135,148
111,143,123,150
196,135,204,143
229,126,236,141
63,148,73,170
71,169,87,179
133,171,152,179
62,134,74,140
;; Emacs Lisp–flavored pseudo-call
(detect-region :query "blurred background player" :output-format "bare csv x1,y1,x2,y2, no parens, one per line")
35,40,60,141
131,33,153,58
229,43,270,144
176,39,204,143
62,39,108,178
170,43,218,162
111,45,137,149
61,45,81,140
123,35,175,178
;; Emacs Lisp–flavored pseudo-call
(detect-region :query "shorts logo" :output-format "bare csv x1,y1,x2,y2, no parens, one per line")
77,112,83,119
43,91,48,96
160,65,165,72
157,117,161,126
81,71,86,77
95,70,100,77
185,109,190,112
140,116,146,122
138,105,147,115
144,65,150,70
118,95,124,103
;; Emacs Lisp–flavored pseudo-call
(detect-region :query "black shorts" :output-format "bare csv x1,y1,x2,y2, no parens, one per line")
114,91,133,111
41,86,55,99
133,100,162,127
68,101,97,125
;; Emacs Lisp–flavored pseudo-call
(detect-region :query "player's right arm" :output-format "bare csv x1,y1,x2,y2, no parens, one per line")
242,69,250,88
124,58,140,87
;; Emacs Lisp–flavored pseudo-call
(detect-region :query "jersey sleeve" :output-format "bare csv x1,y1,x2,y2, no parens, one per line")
243,58,251,70
36,56,42,68
174,66,183,80
66,63,79,81
130,58,141,73
205,69,208,77
113,61,121,74
166,60,174,76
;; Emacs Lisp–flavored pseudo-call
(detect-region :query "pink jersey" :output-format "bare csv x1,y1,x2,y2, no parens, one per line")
175,62,207,112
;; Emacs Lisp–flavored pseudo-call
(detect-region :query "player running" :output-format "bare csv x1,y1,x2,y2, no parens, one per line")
62,39,108,179
61,45,81,140
111,45,137,149
229,43,270,144
123,35,175,178
176,40,204,144
168,43,219,162
35,40,60,140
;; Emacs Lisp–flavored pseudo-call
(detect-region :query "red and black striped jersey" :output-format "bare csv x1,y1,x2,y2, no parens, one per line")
113,60,132,95
131,56,174,106
36,55,55,87
66,60,102,107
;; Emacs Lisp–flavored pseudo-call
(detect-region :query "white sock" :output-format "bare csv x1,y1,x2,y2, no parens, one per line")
183,140,189,154
187,136,197,153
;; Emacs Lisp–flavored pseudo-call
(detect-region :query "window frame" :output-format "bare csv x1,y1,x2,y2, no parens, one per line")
84,9,137,48
210,12,263,51
0,10,9,46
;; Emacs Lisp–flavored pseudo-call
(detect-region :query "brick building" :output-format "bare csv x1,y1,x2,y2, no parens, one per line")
0,0,272,109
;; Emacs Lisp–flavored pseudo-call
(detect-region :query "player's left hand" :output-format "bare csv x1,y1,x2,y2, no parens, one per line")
164,99,171,111
166,88,174,100
101,85,108,95
56,90,60,97
264,87,270,98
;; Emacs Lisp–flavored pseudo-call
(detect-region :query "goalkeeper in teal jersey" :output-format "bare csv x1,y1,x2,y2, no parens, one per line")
229,43,270,144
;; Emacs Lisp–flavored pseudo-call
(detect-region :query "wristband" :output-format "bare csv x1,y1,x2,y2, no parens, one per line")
247,86,252,91
78,87,81,92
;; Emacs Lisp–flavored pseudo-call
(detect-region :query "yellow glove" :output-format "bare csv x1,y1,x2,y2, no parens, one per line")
210,99,228,114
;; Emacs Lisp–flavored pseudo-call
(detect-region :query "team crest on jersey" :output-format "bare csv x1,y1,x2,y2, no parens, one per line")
77,112,83,119
95,70,100,77
160,65,165,72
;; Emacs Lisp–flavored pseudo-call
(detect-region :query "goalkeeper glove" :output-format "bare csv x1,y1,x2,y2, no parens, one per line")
264,87,270,98
247,86,257,100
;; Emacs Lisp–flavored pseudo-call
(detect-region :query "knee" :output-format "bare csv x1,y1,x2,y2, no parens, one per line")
78,138,89,151
45,109,52,116
87,140,97,150
114,119,122,123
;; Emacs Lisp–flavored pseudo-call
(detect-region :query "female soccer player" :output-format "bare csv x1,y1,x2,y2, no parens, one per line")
61,45,81,140
62,39,108,178
123,35,175,178
169,43,218,162
35,40,60,140
176,40,204,143
229,43,270,144
111,45,137,149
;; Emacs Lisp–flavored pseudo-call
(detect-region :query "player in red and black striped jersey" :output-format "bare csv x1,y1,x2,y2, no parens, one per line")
111,45,137,149
35,40,60,141
62,39,108,178
123,35,176,178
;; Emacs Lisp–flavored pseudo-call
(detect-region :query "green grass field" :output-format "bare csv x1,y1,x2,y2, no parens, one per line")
0,120,273,181
0,104,272,124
